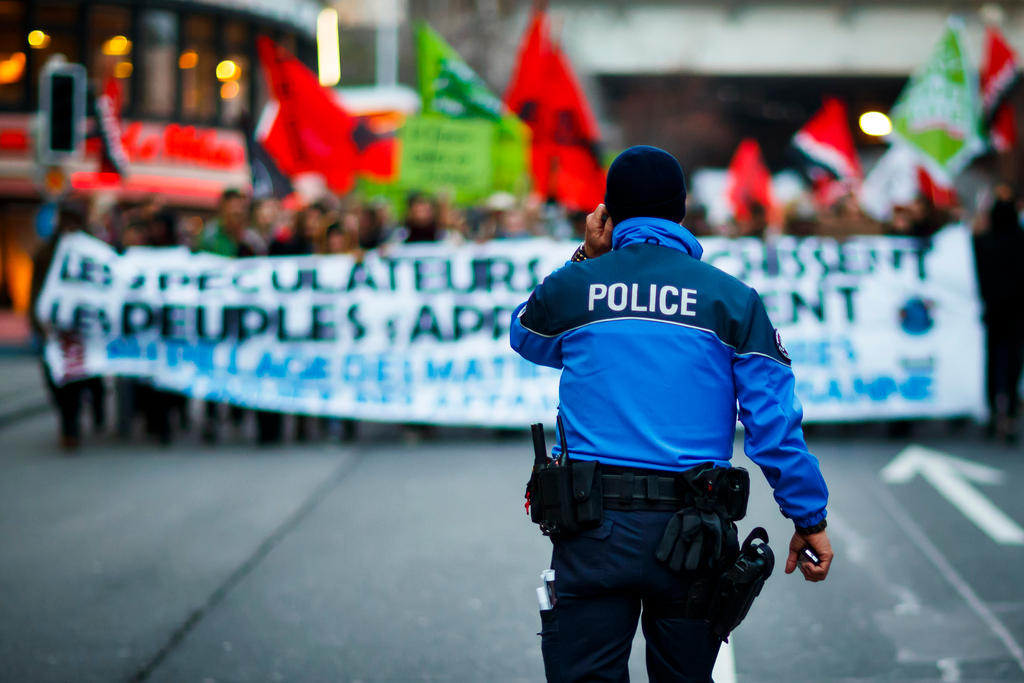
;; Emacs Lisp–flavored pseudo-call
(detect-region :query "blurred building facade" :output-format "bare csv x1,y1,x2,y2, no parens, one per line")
0,0,320,317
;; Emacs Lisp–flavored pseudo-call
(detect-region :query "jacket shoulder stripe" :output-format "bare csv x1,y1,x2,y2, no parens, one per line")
734,350,792,368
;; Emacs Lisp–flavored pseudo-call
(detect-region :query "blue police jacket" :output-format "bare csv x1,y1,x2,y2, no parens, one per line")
510,217,828,529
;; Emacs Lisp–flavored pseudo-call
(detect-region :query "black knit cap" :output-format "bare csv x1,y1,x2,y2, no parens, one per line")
604,145,686,224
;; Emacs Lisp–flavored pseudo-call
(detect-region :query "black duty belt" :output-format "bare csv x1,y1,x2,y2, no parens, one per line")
601,470,690,511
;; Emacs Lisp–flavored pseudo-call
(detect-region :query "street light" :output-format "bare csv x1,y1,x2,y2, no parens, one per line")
28,30,51,49
859,111,892,137
102,36,131,56
178,50,198,70
216,59,239,81
317,8,341,87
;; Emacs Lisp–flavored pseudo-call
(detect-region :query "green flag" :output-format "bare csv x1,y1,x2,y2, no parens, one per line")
414,22,530,197
416,22,504,120
889,18,985,180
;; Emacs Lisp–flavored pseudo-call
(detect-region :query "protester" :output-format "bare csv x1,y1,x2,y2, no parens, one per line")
322,210,358,255
973,184,1024,443
197,189,264,443
142,209,188,443
268,201,331,441
400,192,442,243
270,202,327,256
907,196,945,239
357,200,392,251
199,188,265,257
494,206,534,240
817,193,882,238
30,201,106,451
251,197,283,246
324,218,358,441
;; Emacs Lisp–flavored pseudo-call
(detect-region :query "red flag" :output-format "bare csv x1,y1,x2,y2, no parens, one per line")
504,10,604,211
255,37,395,193
916,166,958,209
726,139,775,222
990,100,1018,153
981,26,1019,115
981,26,1020,154
793,98,862,182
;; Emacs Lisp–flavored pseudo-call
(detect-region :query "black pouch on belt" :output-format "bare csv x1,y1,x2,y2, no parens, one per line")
570,460,602,526
655,465,747,572
525,420,602,537
708,527,775,642
530,462,578,536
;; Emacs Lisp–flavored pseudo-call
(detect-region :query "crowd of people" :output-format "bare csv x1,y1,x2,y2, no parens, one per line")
27,181,1020,451
54,182,966,262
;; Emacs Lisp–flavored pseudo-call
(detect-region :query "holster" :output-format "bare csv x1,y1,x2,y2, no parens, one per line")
708,527,775,642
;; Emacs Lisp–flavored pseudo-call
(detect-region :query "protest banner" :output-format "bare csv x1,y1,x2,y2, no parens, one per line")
36,228,983,425
398,115,494,200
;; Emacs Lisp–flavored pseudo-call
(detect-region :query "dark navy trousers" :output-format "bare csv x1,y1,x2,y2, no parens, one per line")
540,509,721,683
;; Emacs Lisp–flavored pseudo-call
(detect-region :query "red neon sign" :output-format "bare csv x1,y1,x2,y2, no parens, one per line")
121,122,245,169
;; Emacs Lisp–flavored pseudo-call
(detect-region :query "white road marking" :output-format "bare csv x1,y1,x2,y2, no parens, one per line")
937,657,960,682
712,639,736,683
880,445,1024,545
874,485,1024,675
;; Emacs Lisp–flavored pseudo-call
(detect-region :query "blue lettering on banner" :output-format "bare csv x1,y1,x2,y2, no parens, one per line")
798,373,933,405
161,341,215,375
256,353,290,379
107,336,141,359
299,357,329,381
785,337,857,367
426,359,454,381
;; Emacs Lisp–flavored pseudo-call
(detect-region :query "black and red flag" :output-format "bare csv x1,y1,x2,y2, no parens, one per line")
242,112,292,200
980,25,1020,153
504,8,605,211
255,37,395,194
94,77,129,177
792,98,862,206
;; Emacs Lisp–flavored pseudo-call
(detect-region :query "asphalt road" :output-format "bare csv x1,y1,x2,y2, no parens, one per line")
2,412,1024,682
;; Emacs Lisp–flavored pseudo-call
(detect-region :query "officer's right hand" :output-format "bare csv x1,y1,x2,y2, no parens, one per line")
785,530,833,583
584,203,614,258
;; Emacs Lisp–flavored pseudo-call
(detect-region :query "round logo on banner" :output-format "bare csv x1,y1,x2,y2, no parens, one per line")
774,329,790,362
899,297,934,335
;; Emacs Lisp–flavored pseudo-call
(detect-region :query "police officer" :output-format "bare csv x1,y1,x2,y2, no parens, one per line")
510,146,832,682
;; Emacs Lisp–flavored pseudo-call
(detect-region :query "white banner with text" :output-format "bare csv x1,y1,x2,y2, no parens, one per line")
36,228,983,424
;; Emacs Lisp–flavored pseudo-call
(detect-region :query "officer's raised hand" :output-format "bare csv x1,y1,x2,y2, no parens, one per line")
584,203,615,258
785,529,833,582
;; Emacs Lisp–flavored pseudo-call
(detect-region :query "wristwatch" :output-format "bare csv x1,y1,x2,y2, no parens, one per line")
796,519,827,535
570,243,589,262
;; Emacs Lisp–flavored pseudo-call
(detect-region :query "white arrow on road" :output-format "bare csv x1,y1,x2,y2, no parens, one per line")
881,445,1024,545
